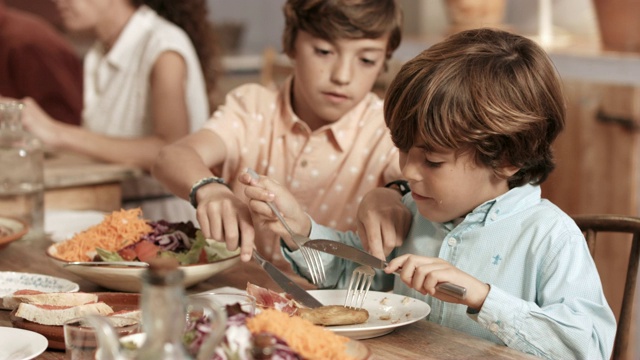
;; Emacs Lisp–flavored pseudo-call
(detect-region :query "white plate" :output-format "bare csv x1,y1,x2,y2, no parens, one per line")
0,327,48,360
44,210,105,243
0,272,79,310
47,244,241,293
307,290,431,339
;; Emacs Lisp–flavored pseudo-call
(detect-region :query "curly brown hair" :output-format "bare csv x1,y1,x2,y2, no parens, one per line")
384,28,566,188
132,0,219,94
282,0,402,64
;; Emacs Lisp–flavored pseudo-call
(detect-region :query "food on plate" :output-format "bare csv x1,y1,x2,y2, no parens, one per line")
50,208,239,264
15,301,114,326
247,309,353,360
298,305,369,326
105,310,141,327
2,290,98,310
181,299,355,360
247,282,369,326
246,282,302,315
54,208,151,261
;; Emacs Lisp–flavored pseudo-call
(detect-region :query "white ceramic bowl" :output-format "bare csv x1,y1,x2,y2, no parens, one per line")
46,245,240,292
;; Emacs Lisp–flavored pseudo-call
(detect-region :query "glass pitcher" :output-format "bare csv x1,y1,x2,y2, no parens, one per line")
0,101,44,241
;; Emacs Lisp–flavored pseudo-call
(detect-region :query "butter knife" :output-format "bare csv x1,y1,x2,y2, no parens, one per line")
252,250,323,308
304,239,467,300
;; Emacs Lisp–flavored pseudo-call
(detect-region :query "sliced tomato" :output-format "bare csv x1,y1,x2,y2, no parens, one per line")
133,241,160,262
118,247,137,261
198,249,208,264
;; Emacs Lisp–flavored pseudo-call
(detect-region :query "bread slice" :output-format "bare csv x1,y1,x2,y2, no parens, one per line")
3,291,99,310
108,309,142,327
15,301,114,326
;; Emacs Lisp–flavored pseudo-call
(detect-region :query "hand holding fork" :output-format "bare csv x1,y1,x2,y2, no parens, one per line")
245,169,326,285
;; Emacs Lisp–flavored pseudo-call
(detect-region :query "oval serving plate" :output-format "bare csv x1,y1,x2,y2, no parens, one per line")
0,216,28,250
10,292,140,350
47,244,240,292
0,271,79,310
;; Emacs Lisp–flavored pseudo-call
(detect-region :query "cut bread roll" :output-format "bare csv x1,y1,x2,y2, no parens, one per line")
15,301,114,326
108,309,142,327
3,290,99,310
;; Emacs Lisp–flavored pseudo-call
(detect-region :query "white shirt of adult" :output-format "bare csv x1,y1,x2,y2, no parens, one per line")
82,5,209,136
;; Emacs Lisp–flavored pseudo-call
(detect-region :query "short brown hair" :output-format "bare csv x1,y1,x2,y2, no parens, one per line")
385,28,565,188
282,0,402,61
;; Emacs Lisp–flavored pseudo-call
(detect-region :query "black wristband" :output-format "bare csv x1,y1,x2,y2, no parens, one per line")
280,237,294,252
384,180,411,196
189,176,228,208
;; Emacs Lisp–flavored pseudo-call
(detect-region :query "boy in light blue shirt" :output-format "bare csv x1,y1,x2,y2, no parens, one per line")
240,28,616,359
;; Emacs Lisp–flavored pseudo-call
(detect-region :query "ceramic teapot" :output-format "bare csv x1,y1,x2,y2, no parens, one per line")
82,258,227,360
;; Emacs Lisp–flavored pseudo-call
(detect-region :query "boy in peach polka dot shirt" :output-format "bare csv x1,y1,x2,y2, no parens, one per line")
152,0,406,266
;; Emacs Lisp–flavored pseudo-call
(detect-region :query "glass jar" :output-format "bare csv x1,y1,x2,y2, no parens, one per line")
137,258,193,359
0,101,44,241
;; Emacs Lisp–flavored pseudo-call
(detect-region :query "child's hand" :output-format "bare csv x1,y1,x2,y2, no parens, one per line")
239,171,311,249
386,254,490,310
357,187,411,260
195,182,255,262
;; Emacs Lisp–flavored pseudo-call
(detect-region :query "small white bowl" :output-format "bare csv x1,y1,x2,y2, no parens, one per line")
46,245,240,292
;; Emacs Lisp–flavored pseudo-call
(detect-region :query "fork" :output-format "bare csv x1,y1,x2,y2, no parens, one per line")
246,168,326,285
344,265,375,309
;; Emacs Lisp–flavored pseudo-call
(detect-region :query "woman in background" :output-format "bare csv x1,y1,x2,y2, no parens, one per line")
11,0,218,222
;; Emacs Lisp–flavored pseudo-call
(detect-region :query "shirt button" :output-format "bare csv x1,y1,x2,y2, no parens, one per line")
490,212,498,221
300,160,308,167
447,238,457,246
489,323,500,332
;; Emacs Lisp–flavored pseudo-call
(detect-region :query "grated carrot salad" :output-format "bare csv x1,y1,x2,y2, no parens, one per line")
53,208,152,262
246,309,353,360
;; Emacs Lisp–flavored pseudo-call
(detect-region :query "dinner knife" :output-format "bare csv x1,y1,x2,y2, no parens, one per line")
303,239,467,300
253,251,323,309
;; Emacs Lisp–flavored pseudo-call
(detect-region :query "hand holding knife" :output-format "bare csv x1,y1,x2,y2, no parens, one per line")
303,239,467,300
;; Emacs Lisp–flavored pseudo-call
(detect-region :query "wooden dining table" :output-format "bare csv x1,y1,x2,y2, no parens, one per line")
44,151,143,212
0,237,540,360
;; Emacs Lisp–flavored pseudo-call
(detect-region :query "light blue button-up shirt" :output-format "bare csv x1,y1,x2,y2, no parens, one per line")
283,184,616,359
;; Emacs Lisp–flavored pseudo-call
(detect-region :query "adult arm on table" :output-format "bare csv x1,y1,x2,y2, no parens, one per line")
16,51,190,171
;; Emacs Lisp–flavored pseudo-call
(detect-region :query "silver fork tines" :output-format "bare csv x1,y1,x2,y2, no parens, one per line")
247,168,326,285
345,265,375,309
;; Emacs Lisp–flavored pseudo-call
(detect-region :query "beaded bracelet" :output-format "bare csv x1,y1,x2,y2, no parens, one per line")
189,176,228,208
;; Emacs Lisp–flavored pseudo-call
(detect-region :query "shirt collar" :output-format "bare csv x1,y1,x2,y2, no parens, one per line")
443,184,541,231
274,76,381,152
103,5,154,70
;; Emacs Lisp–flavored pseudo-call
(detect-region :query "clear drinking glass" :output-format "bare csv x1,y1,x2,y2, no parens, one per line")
63,316,139,360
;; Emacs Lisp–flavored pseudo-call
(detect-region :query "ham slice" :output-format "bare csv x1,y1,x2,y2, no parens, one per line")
246,282,302,315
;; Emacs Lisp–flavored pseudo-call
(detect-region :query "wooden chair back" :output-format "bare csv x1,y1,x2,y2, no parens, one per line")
572,214,640,359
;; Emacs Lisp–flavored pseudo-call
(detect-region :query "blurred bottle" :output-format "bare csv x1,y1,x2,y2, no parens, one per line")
0,101,44,241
